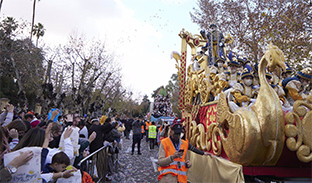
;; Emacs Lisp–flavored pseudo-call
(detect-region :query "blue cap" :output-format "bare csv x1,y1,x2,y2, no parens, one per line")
228,51,240,67
209,23,217,28
241,69,254,79
297,67,312,81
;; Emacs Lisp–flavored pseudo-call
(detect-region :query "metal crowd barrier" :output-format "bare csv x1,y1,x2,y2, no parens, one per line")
78,143,113,183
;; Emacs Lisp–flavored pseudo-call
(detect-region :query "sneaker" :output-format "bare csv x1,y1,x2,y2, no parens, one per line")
131,152,134,155
138,152,142,155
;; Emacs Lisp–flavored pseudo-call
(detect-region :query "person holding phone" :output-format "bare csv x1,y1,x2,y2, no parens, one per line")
158,121,191,183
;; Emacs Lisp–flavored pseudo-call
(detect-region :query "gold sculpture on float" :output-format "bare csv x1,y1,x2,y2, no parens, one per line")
173,28,312,166
172,27,312,182
217,43,286,166
285,95,312,163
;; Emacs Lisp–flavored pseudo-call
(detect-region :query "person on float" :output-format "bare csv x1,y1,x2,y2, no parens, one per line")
271,68,283,86
213,52,241,101
224,52,241,89
229,69,258,112
237,55,246,73
207,23,225,64
210,53,227,78
282,67,312,106
237,55,253,74
252,62,260,87
265,73,291,109
281,63,293,80
209,54,229,97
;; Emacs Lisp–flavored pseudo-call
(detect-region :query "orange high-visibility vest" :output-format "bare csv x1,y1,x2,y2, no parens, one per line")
145,121,151,130
141,125,145,133
158,137,188,183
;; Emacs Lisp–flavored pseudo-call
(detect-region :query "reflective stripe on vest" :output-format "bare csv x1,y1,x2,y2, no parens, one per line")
158,137,188,183
148,125,157,138
159,168,187,176
170,161,186,167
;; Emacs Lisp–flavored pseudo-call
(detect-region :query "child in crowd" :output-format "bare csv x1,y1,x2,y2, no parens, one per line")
42,151,76,182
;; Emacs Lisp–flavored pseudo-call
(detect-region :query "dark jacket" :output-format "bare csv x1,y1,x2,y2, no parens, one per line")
125,119,133,130
132,120,143,135
105,128,121,142
89,123,113,153
48,135,61,148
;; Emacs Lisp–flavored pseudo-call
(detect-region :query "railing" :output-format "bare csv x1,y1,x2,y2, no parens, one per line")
78,145,107,167
78,142,117,183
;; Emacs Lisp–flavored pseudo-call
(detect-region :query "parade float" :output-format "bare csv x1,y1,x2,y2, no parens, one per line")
150,87,176,124
172,28,312,182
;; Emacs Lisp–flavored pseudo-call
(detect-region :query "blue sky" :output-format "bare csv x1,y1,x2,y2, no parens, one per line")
1,0,201,100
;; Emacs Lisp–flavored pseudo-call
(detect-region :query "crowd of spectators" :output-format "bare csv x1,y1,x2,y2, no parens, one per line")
0,103,133,183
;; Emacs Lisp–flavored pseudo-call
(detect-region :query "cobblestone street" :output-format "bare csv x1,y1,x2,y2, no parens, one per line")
111,133,159,183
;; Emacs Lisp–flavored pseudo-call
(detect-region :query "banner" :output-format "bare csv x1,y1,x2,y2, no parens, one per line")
4,147,42,183
150,116,175,123
59,126,80,164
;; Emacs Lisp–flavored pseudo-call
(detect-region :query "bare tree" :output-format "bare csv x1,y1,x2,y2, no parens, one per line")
53,33,123,115
191,0,312,69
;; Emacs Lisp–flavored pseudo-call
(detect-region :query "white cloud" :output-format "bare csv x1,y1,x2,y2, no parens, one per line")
1,0,197,100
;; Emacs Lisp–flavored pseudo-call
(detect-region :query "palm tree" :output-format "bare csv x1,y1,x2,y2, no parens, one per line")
30,0,40,41
32,22,45,47
0,0,4,14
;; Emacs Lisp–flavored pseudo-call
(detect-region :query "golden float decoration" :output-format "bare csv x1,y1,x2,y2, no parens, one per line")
173,28,312,165
285,95,312,163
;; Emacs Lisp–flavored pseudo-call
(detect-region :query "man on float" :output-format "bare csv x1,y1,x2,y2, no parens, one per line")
282,67,312,106
281,63,293,80
200,23,225,66
252,63,260,87
209,54,229,97
229,69,258,112
237,55,253,74
213,52,241,101
265,73,291,109
224,52,241,89
210,53,227,78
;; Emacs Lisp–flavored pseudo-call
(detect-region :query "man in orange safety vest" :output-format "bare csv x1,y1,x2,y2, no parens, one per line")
158,121,191,183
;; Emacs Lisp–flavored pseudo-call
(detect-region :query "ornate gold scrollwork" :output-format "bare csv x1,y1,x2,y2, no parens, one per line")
285,95,312,163
188,113,221,154
195,123,207,151
189,120,198,145
212,125,222,156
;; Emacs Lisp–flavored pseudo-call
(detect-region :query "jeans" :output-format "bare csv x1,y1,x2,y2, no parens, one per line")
132,134,142,154
149,138,156,149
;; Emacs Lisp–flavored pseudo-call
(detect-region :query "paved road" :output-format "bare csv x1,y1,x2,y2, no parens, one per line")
111,133,159,183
